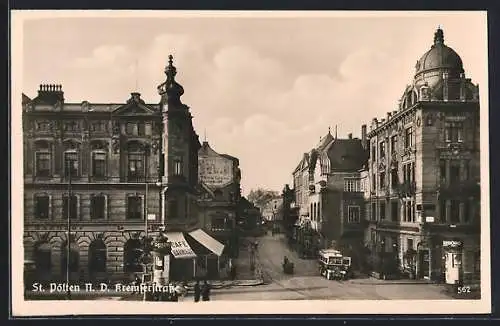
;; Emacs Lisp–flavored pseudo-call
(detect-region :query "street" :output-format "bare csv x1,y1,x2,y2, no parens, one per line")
24,233,456,302
211,233,453,301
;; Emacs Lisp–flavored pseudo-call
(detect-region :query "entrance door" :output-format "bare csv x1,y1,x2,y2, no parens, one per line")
445,252,460,284
418,250,430,279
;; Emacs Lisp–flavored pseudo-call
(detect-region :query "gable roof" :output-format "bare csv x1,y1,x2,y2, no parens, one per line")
112,94,157,115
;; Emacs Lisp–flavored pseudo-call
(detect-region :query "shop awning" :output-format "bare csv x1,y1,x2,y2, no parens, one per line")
188,229,225,257
166,232,196,259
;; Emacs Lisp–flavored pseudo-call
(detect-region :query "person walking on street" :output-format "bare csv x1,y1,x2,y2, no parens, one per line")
194,280,201,302
201,280,211,301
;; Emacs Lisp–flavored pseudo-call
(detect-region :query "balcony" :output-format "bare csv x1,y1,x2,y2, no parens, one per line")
396,181,416,198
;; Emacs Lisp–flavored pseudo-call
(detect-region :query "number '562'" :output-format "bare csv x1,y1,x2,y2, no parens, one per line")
457,286,471,294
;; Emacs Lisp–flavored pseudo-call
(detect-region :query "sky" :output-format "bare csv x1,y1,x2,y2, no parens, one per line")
18,11,488,196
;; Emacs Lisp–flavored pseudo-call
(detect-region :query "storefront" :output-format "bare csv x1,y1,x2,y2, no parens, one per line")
188,229,226,279
167,232,197,282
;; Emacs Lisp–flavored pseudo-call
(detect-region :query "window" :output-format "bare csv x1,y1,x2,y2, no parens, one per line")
173,159,183,176
445,122,464,143
371,146,376,160
371,202,376,221
379,172,386,189
128,153,144,181
127,196,142,220
463,161,470,181
407,238,414,251
463,201,471,223
35,195,50,219
212,217,226,230
372,174,376,191
391,201,398,222
126,123,135,135
35,152,51,177
91,195,106,220
440,199,447,223
88,240,107,274
137,122,145,136
92,152,106,178
390,135,398,154
344,178,360,192
379,141,386,158
379,202,386,220
91,121,107,132
450,200,460,223
405,127,414,148
391,168,399,188
450,161,461,184
62,195,78,220
440,159,447,184
64,152,79,177
403,163,414,183
347,206,360,223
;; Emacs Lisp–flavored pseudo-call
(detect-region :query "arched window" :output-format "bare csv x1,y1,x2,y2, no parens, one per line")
313,203,317,221
123,239,143,273
60,240,80,275
88,240,107,274
34,242,52,273
34,140,52,177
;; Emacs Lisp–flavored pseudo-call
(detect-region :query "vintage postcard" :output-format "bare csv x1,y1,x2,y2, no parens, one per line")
10,10,491,316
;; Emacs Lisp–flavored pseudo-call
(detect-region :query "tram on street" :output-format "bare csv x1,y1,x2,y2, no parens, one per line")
318,249,352,280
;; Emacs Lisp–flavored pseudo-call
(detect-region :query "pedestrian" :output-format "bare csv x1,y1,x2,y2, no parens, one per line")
230,264,237,281
201,280,211,301
174,282,187,302
194,280,201,302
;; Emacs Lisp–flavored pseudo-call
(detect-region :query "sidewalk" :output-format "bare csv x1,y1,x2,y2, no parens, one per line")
348,277,437,285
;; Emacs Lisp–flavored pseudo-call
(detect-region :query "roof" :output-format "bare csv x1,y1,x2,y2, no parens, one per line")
324,138,367,171
415,28,464,77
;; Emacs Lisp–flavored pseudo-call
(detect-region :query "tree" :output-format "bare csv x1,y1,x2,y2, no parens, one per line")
247,188,280,210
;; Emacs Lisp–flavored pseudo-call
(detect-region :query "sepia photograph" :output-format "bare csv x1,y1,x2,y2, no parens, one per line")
10,10,490,315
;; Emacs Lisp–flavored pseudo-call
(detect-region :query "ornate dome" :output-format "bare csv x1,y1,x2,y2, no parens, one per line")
414,28,464,78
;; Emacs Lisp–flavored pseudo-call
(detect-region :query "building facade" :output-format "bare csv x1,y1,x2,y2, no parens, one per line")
364,28,480,283
198,141,242,258
23,55,232,284
23,85,163,283
292,130,368,261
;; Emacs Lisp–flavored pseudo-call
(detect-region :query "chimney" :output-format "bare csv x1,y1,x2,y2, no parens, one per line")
361,124,367,149
348,133,353,139
37,84,64,103
387,112,392,121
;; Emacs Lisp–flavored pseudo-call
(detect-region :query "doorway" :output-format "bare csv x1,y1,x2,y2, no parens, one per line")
444,252,461,284
418,249,430,279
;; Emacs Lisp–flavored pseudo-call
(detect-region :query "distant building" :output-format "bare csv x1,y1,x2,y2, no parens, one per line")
197,141,242,258
292,130,368,261
261,198,283,222
364,28,480,283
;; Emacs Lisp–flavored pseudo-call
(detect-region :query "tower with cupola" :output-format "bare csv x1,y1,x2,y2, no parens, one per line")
157,55,201,230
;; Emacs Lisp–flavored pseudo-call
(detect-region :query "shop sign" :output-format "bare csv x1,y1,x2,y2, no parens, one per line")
443,240,462,248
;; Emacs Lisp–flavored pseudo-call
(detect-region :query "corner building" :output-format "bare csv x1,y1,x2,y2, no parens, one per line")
365,28,480,284
22,56,227,283
23,86,163,283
